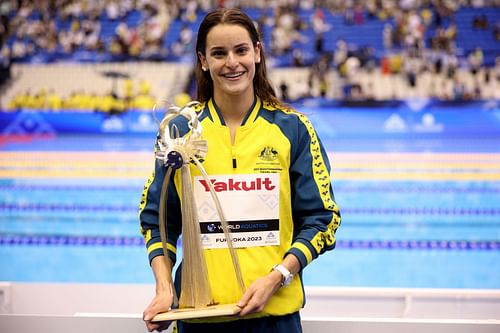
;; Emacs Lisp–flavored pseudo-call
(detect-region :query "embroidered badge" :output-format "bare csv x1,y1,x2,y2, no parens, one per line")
258,146,278,161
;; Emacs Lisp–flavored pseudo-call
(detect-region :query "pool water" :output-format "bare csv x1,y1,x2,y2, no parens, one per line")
1,106,499,289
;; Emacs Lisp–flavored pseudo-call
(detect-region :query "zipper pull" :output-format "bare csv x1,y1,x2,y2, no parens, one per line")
232,158,237,169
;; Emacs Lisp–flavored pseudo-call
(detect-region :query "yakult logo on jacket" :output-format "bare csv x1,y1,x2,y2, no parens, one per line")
198,177,276,192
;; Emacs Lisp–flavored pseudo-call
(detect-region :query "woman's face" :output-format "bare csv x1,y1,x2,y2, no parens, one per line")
199,24,261,101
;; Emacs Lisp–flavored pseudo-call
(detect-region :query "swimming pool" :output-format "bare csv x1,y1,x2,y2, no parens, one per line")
1,103,499,289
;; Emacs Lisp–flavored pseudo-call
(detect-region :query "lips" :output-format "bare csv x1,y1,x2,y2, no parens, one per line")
221,71,245,79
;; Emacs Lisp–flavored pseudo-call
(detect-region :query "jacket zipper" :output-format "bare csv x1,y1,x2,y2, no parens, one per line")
231,146,237,169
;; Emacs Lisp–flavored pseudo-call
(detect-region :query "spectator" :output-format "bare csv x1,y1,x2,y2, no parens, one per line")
493,20,500,41
292,48,305,67
452,77,466,100
353,4,364,25
344,5,354,25
333,38,348,70
106,0,121,20
493,56,500,82
442,51,458,79
47,89,63,111
468,47,484,75
279,81,290,101
171,24,193,56
404,54,420,88
472,14,488,29
0,45,11,87
383,23,393,49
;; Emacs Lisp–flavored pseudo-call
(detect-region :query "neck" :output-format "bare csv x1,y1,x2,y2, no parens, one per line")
214,92,255,126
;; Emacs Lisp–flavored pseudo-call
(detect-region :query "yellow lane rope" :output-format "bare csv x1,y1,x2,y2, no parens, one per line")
333,163,500,170
2,160,500,170
331,172,500,181
0,170,149,179
328,152,500,161
0,160,150,167
1,152,500,181
3,151,500,159
3,152,500,162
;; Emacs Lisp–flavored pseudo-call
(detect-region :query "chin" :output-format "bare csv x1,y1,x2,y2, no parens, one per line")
223,85,251,96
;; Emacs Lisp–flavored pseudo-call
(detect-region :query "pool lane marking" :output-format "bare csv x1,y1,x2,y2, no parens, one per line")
0,234,498,251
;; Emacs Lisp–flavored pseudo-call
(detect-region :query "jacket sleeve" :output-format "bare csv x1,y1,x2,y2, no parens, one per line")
286,114,341,270
139,135,182,265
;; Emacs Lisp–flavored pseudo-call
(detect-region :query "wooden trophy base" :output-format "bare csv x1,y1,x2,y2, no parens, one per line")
152,303,241,322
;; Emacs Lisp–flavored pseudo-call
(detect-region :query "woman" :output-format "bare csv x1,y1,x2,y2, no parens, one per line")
140,7,341,333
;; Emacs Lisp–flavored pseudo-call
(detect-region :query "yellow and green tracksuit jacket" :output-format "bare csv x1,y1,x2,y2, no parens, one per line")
139,96,341,320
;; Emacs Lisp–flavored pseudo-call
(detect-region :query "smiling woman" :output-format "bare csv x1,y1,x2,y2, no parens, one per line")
139,8,341,333
194,10,276,143
199,24,260,106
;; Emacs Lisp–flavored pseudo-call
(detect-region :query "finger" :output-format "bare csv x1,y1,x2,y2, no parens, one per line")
144,301,168,321
146,321,160,332
143,309,155,321
157,321,172,332
239,305,250,316
239,294,263,316
239,302,257,316
237,287,255,308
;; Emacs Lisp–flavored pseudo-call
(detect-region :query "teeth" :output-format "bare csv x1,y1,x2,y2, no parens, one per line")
224,72,243,78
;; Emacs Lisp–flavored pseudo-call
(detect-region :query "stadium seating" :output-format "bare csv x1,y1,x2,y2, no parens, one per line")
0,4,499,108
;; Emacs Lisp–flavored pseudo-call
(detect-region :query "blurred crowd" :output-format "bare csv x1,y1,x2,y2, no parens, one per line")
0,0,171,61
5,78,156,113
0,0,499,110
274,0,500,101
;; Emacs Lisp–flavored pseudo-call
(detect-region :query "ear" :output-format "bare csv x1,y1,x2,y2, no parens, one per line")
198,51,208,71
255,42,261,64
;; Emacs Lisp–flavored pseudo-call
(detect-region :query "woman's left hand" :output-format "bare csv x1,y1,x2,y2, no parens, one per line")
237,269,283,316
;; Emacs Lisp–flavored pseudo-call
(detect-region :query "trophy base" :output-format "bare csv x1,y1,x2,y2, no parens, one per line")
152,303,241,322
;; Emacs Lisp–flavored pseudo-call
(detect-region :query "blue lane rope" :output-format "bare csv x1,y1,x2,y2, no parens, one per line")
343,208,500,215
1,203,499,215
0,203,136,212
334,186,500,193
0,234,498,250
0,185,141,191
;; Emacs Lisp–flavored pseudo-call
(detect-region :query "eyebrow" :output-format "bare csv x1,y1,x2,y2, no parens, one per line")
233,42,251,48
209,42,251,51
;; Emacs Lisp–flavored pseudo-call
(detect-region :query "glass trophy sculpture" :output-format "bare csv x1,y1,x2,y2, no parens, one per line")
152,102,244,321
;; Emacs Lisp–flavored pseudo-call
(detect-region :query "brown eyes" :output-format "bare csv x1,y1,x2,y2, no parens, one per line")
236,47,249,54
210,47,250,58
211,50,225,57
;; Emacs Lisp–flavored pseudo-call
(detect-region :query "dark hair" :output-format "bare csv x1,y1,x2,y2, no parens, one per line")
195,8,282,107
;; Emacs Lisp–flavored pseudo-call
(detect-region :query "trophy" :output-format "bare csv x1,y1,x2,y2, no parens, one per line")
152,102,245,321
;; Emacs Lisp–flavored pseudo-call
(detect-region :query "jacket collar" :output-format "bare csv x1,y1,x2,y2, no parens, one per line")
207,96,261,127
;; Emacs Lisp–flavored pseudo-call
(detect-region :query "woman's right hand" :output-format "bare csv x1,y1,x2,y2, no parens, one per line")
143,290,173,332
143,256,175,332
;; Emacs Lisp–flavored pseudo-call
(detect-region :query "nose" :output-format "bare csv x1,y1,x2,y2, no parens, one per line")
225,52,238,68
